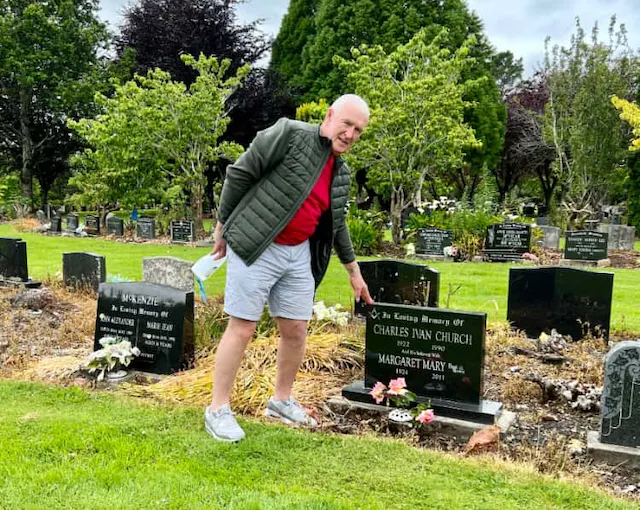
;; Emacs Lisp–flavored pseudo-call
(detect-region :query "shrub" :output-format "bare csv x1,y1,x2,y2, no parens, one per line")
346,207,385,255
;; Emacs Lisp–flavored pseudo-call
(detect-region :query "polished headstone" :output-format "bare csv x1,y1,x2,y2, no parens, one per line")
143,256,193,292
484,223,531,261
170,220,194,243
0,237,28,281
416,228,453,256
136,217,156,239
50,217,62,233
84,215,100,235
107,217,124,237
507,266,613,341
63,252,106,292
600,341,640,448
564,231,608,261
94,282,195,374
66,214,79,233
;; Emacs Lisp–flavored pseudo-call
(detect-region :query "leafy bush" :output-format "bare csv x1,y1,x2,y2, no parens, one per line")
346,208,385,255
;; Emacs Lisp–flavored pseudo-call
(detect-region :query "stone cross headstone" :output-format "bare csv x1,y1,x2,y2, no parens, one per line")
63,252,106,292
107,216,124,237
507,266,613,341
416,228,453,256
66,214,79,233
136,217,156,239
94,282,195,374
597,224,635,251
342,302,501,423
84,215,100,235
484,223,531,261
0,237,28,281
355,260,439,317
600,341,640,448
170,220,194,243
143,256,193,292
50,216,62,233
564,231,608,261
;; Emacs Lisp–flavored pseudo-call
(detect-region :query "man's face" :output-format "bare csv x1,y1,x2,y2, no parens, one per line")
324,103,369,155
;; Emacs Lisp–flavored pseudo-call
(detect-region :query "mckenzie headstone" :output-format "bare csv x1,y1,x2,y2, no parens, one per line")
355,260,439,317
94,282,195,374
416,228,453,257
170,220,194,243
600,341,640,448
342,302,501,423
66,214,79,233
507,266,613,341
564,231,608,261
0,237,28,281
84,215,100,235
136,217,156,240
142,256,193,292
63,252,106,292
484,223,531,262
107,216,124,237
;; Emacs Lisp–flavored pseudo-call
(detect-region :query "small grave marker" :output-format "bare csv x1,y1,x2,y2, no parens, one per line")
484,223,531,262
107,216,124,237
564,231,608,261
136,218,156,239
416,228,453,257
170,221,194,243
63,252,106,292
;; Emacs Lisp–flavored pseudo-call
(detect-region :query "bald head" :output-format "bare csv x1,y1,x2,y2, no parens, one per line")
320,94,369,155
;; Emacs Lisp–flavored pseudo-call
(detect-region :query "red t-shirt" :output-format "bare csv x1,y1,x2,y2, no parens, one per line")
274,155,335,245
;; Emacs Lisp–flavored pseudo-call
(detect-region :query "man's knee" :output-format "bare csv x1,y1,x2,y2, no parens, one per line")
226,316,257,343
277,318,308,344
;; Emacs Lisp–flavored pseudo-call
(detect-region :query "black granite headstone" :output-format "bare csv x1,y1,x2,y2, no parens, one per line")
484,223,531,261
66,214,79,233
170,221,194,243
507,266,613,341
416,228,453,256
0,237,28,281
50,217,62,233
94,282,195,374
63,252,106,292
84,215,100,235
600,341,640,448
107,217,124,237
564,231,608,261
355,260,439,317
136,218,156,239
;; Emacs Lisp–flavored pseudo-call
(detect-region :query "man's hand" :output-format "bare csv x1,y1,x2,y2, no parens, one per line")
345,261,373,304
210,221,227,259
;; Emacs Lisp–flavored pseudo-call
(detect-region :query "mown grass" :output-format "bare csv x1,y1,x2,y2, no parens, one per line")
0,380,634,509
2,223,640,334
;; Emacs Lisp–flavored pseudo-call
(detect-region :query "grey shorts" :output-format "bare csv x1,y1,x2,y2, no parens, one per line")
224,241,315,321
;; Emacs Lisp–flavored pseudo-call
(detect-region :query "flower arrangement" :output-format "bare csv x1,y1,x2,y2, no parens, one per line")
83,336,141,381
312,301,350,327
521,252,540,263
369,377,434,426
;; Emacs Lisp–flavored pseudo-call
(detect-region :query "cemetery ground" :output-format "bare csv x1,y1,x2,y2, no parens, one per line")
1,222,640,506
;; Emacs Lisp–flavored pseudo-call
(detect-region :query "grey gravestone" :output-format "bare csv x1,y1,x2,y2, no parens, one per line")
600,341,640,448
0,237,28,281
535,226,561,250
564,231,608,261
63,252,106,292
36,210,46,223
94,282,195,374
598,224,635,251
66,214,79,233
416,228,452,256
507,266,613,341
170,220,194,243
136,217,156,239
143,256,193,292
342,303,501,423
107,217,124,237
84,215,100,235
484,223,531,261
355,260,439,317
50,217,62,233
536,216,549,226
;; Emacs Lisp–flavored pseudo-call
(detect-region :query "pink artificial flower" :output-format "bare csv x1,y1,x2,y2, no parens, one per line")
387,377,408,396
416,409,435,424
369,381,386,404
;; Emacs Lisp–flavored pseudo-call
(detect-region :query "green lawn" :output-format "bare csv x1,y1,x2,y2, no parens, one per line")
2,223,640,334
0,380,633,509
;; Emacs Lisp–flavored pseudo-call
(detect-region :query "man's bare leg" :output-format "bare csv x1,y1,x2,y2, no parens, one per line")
273,318,308,400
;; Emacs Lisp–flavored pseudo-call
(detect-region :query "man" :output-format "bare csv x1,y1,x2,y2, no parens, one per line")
205,94,374,442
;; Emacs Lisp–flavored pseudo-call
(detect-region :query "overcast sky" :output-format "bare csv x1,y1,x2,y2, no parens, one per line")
99,0,640,76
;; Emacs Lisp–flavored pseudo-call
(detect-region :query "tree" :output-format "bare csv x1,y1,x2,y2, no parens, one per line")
69,54,249,231
0,0,108,207
612,96,640,229
336,29,479,243
612,96,640,150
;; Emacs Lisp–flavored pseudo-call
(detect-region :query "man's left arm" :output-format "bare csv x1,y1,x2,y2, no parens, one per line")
334,222,374,304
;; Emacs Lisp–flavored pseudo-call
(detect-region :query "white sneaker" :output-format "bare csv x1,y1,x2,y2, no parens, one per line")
204,404,245,442
264,396,318,427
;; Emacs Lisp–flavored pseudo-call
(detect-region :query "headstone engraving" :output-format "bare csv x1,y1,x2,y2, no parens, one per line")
143,256,193,292
507,267,613,341
355,260,439,317
107,217,124,237
564,231,608,261
0,237,28,281
170,221,194,243
600,341,640,448
136,218,156,239
94,282,195,374
63,252,106,292
416,228,453,256
84,215,100,235
484,223,531,261
66,214,79,233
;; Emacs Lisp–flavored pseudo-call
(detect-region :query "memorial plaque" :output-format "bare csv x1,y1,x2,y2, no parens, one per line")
416,228,453,256
170,221,194,243
507,266,613,341
355,260,439,317
484,223,531,261
66,214,79,233
600,341,640,448
50,217,62,233
0,237,28,281
84,215,100,235
94,282,195,374
363,303,486,404
63,252,106,292
564,231,608,261
107,217,124,237
136,218,156,239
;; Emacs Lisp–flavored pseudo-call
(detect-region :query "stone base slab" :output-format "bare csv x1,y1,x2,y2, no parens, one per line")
587,431,640,468
559,259,599,267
